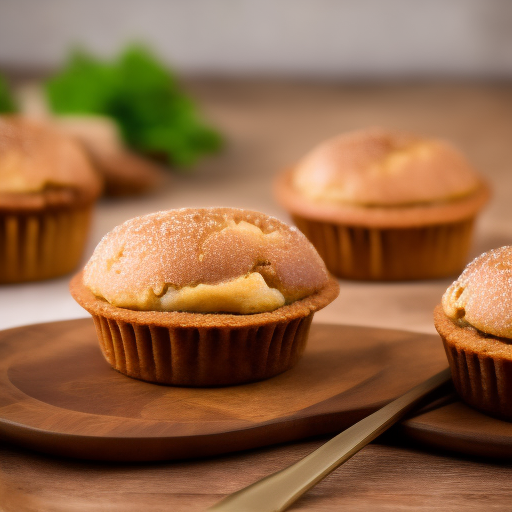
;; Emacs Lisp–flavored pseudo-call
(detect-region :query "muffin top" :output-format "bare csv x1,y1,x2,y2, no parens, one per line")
292,128,482,207
442,246,512,339
0,116,102,210
84,208,331,314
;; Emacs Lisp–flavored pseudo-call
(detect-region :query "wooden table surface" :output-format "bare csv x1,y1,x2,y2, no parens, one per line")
1,438,511,512
1,80,512,510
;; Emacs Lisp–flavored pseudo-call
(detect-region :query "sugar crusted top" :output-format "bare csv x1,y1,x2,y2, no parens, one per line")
292,128,482,207
442,246,512,339
84,208,331,313
0,116,102,206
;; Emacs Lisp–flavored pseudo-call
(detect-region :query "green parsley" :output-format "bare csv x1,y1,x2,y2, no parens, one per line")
0,73,17,113
45,46,223,168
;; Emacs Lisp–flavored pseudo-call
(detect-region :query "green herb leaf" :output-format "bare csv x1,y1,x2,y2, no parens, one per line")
0,73,17,113
45,45,223,168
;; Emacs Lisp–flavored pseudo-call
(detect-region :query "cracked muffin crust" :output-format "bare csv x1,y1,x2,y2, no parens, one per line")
0,116,102,282
435,246,512,420
71,208,339,386
275,127,490,280
83,208,330,313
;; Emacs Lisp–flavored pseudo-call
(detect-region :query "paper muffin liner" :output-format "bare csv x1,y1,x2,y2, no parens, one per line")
90,313,314,386
434,305,512,420
443,339,512,419
292,215,475,280
71,274,339,387
0,205,93,283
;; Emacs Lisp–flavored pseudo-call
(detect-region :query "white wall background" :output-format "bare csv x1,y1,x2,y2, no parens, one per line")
1,0,512,78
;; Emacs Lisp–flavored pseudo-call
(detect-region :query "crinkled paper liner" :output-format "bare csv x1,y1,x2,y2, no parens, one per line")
443,340,512,420
435,305,512,420
293,215,475,280
91,313,314,387
0,206,93,283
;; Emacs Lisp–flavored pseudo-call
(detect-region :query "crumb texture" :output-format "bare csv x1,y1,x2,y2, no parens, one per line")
292,127,482,206
84,208,330,313
442,246,512,339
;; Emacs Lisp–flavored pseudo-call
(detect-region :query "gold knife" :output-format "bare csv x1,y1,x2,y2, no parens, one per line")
208,367,451,512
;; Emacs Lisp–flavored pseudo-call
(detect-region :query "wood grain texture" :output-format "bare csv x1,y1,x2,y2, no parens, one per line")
403,397,512,458
0,318,510,463
0,440,511,512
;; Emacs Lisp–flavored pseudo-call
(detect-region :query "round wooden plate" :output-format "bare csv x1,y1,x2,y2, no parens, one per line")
0,319,510,461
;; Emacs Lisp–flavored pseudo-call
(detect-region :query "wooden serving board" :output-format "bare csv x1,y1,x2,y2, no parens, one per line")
0,319,510,462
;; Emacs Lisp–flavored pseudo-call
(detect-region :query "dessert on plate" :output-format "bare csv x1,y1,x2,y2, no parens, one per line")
71,207,339,386
0,116,102,283
435,246,512,420
275,127,490,280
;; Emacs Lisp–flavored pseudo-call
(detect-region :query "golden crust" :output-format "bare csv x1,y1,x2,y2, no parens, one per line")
275,168,490,228
83,208,332,312
71,271,339,329
435,304,512,360
442,246,512,339
0,116,102,211
291,128,482,206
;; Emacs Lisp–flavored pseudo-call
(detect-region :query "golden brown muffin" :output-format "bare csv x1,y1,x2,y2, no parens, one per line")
0,116,102,283
435,246,512,420
54,116,166,196
71,208,339,386
275,128,490,280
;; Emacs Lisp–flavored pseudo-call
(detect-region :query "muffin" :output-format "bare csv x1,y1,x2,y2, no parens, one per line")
70,208,339,386
275,128,490,280
435,246,512,420
0,116,102,283
54,116,166,196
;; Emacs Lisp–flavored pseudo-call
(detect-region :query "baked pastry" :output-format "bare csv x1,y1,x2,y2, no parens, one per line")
71,208,339,386
0,116,102,283
275,128,490,280
54,116,166,196
435,246,512,420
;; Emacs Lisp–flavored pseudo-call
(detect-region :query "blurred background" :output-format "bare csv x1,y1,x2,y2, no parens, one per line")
1,0,512,331
2,0,512,79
